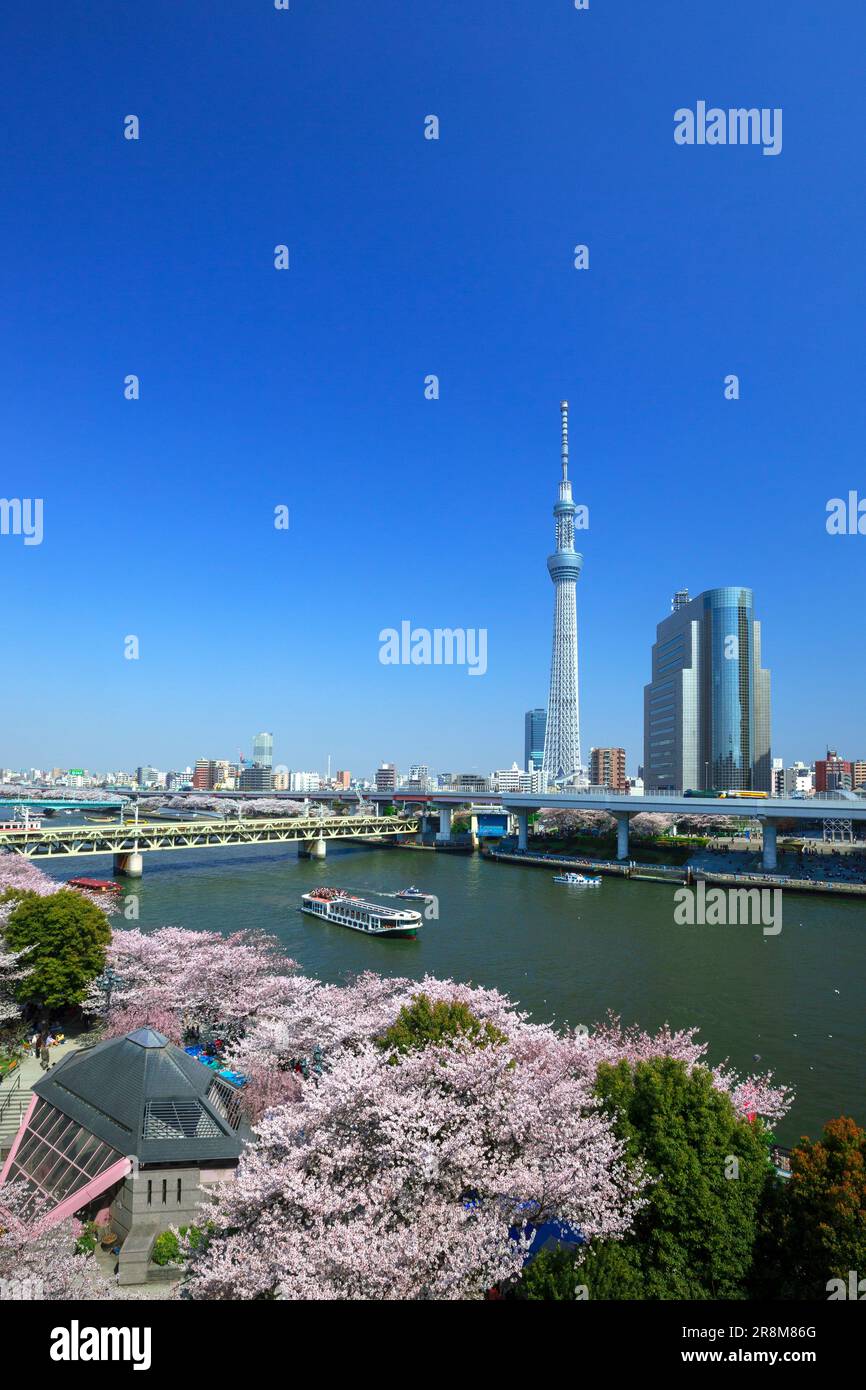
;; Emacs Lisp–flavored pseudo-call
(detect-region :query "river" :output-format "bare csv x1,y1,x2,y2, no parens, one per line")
42,837,866,1146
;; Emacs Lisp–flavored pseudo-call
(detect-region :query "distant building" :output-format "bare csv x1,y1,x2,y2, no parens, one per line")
815,750,852,793
335,770,351,789
494,764,544,793
643,586,771,793
252,733,274,769
375,763,397,793
273,770,289,791
784,761,814,797
449,773,491,794
853,761,866,790
289,771,320,793
136,766,159,788
771,757,785,798
193,759,219,790
524,709,547,772
590,747,628,792
239,765,273,792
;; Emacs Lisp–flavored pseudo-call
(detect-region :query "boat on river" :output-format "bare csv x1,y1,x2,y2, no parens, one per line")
553,872,602,887
301,887,421,938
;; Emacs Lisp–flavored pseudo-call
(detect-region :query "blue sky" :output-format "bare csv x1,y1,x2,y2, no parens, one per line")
0,1,864,777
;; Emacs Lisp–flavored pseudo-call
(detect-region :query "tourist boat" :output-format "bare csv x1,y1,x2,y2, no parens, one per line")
395,885,434,900
67,877,123,894
0,814,42,832
553,872,602,887
301,887,422,938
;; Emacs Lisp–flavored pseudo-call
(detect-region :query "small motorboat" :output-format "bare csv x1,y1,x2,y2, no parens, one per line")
553,872,601,887
395,886,434,900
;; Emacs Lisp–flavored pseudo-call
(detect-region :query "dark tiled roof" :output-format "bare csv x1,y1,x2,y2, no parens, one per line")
33,1030,246,1166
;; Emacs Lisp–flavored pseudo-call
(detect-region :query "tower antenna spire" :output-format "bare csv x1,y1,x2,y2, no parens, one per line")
560,399,569,480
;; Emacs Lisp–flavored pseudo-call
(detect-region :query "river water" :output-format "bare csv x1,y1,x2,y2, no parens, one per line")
43,838,866,1145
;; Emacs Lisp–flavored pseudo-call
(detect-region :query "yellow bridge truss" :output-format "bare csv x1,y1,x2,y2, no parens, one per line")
0,815,420,860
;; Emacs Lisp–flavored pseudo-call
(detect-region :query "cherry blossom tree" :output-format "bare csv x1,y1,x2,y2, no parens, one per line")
102,926,299,1044
0,1181,111,1300
629,812,676,838
183,1028,645,1301
229,973,792,1126
0,940,29,1029
0,853,59,899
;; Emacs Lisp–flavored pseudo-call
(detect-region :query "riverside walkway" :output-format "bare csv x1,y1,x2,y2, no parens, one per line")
486,847,866,897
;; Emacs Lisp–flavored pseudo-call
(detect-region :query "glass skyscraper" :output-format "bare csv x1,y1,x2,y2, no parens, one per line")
252,732,274,769
643,587,771,793
524,709,547,772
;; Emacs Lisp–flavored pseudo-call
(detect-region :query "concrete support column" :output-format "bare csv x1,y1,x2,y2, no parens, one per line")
762,819,778,872
436,806,452,842
615,812,631,862
114,851,143,877
310,836,327,859
516,810,529,851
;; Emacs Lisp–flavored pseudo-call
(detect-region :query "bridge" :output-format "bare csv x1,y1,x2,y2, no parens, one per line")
4,787,866,873
0,813,419,876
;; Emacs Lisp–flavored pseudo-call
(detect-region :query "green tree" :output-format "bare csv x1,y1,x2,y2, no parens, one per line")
376,992,507,1058
754,1116,866,1300
587,1057,772,1300
2,890,111,1009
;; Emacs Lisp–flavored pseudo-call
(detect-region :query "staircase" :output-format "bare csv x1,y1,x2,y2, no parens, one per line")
0,1076,31,1158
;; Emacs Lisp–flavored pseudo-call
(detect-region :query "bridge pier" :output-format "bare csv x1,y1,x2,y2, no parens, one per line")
615,811,632,862
761,819,778,872
436,806,452,842
113,851,143,878
516,810,529,852
299,837,327,859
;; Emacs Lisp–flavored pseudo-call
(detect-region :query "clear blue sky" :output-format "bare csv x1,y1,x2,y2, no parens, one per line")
1,1,864,777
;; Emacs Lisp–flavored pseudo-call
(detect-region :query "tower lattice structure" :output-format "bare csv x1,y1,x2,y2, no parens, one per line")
541,400,584,786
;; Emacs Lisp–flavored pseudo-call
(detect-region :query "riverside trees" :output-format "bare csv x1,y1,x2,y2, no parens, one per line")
177,972,793,1300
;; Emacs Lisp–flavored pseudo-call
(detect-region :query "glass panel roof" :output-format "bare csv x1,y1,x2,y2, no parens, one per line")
5,1098,122,1216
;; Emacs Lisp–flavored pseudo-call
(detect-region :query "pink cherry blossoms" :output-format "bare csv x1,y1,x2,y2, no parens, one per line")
0,1180,110,1301
184,1029,645,1301
102,926,299,1044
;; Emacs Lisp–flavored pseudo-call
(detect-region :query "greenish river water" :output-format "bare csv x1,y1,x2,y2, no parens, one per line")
45,840,866,1145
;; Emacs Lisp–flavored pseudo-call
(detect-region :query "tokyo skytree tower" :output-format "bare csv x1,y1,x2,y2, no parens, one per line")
541,400,584,786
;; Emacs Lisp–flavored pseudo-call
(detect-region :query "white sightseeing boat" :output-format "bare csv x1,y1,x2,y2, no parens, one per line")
553,871,602,887
301,887,422,938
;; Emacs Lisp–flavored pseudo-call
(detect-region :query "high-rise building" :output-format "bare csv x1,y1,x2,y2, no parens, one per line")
252,732,274,769
524,709,547,772
541,401,583,787
375,763,397,792
136,766,159,788
193,759,218,790
771,757,785,798
815,751,852,793
643,587,771,793
853,761,866,790
335,770,351,789
590,747,628,792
